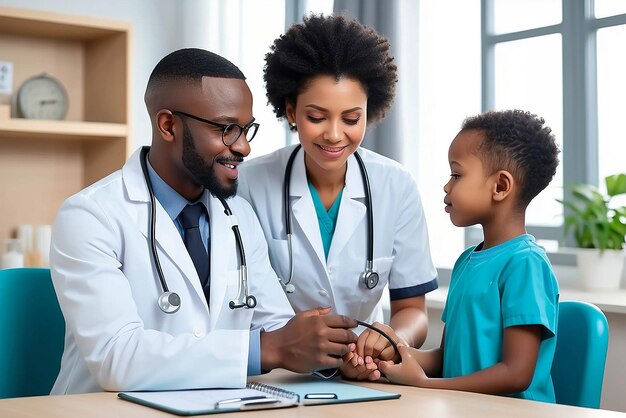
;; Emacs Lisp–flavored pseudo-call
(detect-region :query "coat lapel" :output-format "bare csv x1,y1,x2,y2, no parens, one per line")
289,148,327,268
207,195,236,327
328,154,367,261
123,149,209,314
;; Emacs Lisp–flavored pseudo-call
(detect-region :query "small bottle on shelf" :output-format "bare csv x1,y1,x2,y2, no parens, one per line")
2,238,24,269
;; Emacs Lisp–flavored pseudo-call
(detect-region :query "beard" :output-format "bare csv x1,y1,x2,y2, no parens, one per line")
181,124,238,200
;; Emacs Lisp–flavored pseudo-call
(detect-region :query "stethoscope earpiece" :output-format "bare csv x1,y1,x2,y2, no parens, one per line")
158,291,181,314
228,295,257,309
279,279,295,294
246,295,257,308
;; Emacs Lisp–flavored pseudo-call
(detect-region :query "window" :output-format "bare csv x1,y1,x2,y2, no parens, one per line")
597,24,626,189
492,0,561,34
482,0,626,251
207,0,333,159
595,0,626,19
206,0,286,159
226,1,626,271
493,34,563,226
415,0,482,269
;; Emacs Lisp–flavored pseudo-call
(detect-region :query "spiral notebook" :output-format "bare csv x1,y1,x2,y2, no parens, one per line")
117,382,299,416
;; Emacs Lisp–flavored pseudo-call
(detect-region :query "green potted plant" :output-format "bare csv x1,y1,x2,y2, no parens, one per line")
558,173,626,290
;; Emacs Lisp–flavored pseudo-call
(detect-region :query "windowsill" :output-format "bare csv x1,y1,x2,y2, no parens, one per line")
426,286,626,314
381,265,626,320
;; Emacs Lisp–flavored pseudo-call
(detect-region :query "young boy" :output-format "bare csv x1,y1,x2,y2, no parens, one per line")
379,109,560,402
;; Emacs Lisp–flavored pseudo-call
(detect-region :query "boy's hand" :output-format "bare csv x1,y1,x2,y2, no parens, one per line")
340,351,382,381
378,345,427,386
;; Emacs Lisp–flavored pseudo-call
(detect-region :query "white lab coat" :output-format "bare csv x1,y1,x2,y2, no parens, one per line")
238,145,438,324
50,149,294,394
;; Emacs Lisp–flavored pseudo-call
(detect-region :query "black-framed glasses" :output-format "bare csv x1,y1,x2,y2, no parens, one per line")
170,110,259,146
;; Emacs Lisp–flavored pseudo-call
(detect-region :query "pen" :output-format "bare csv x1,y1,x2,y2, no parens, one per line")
216,395,267,405
215,396,279,407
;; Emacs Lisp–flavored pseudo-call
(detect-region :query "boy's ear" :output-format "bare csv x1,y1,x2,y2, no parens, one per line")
492,170,514,202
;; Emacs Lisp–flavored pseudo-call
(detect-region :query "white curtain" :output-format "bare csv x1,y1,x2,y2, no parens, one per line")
333,0,420,165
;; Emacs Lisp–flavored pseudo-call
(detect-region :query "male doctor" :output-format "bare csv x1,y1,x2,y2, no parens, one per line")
50,48,358,395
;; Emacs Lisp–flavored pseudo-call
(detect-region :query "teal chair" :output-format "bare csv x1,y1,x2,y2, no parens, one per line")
551,300,609,408
0,268,65,398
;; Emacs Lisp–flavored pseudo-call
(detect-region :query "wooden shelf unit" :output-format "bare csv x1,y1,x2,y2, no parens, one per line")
0,7,132,254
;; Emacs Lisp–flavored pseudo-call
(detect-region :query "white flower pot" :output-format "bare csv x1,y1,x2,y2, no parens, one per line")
576,248,625,290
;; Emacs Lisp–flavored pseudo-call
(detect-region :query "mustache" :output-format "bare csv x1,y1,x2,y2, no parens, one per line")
216,155,244,164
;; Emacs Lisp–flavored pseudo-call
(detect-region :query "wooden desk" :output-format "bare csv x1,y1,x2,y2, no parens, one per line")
1,370,625,418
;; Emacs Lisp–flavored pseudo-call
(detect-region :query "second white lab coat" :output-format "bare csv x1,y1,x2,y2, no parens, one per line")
50,149,294,394
238,145,438,324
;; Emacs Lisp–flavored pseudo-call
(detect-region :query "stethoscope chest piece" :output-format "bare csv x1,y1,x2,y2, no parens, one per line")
361,270,379,290
158,292,181,314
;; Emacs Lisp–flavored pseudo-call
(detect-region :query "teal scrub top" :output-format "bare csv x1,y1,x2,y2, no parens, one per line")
308,182,343,260
441,234,559,403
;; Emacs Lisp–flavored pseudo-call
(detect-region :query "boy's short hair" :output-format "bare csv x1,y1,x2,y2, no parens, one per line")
461,109,560,207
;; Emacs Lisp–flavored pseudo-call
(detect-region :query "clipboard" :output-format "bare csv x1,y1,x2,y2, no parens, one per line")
250,374,401,406
118,384,299,416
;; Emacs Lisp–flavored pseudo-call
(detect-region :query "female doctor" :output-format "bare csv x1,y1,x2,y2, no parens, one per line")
238,15,438,381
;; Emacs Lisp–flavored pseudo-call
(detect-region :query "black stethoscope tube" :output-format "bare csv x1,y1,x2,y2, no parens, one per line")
220,198,246,266
140,147,170,295
354,151,374,264
356,320,401,360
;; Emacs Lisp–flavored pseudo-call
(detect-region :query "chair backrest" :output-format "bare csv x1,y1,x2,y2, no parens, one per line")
0,268,65,398
551,300,609,408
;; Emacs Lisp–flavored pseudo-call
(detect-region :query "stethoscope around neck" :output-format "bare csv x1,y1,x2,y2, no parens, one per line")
139,146,256,314
279,145,379,294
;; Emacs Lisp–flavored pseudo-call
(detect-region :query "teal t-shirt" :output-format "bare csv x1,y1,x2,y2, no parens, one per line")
441,234,559,403
308,182,343,260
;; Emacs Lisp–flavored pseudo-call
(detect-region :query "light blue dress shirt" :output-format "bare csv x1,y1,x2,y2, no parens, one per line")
146,159,261,375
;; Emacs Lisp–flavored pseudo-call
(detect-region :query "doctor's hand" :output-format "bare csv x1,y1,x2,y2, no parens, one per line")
260,307,358,373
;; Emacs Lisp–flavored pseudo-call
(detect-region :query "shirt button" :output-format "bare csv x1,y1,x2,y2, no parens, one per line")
327,267,333,275
319,289,328,297
193,327,203,338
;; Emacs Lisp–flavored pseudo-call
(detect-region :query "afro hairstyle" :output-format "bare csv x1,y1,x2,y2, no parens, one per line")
264,14,397,127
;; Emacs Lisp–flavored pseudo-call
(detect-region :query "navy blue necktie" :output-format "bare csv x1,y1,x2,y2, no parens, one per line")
179,203,210,305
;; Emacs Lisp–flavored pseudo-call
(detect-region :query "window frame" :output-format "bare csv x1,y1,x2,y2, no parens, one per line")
476,0,626,264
